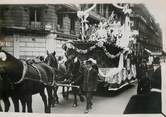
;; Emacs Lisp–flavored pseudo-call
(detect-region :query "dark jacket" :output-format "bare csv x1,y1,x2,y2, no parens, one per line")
124,65,162,114
82,66,98,92
123,92,161,114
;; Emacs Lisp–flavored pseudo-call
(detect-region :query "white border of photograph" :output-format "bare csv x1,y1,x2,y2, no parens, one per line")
0,0,165,116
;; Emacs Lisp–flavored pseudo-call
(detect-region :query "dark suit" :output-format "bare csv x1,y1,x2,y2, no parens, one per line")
82,66,98,110
82,67,98,92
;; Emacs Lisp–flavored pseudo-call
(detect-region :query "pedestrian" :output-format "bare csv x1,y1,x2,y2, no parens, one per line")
124,66,161,114
137,58,151,94
82,58,98,114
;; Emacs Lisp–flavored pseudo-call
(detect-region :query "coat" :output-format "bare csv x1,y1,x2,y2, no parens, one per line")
124,65,162,114
82,66,98,92
123,92,161,114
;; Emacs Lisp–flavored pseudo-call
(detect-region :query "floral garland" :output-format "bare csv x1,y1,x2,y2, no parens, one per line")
65,41,124,59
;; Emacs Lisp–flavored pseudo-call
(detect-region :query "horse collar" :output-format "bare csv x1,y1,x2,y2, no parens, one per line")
15,60,28,84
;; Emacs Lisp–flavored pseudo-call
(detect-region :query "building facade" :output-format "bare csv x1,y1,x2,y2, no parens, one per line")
131,4,162,56
0,5,81,58
0,4,162,59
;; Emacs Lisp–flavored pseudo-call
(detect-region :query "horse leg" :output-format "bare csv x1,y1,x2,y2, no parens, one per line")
46,86,53,113
40,89,49,113
26,95,33,113
3,97,10,112
0,101,3,112
50,86,57,107
66,87,70,100
53,86,59,105
78,87,84,102
20,96,26,112
11,96,19,112
62,86,66,99
72,88,78,107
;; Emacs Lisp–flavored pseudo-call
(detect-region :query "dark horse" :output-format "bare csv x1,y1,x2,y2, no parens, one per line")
44,51,59,106
0,49,56,113
65,55,85,107
44,51,81,106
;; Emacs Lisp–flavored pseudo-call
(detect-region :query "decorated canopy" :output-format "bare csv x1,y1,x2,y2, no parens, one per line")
62,40,125,68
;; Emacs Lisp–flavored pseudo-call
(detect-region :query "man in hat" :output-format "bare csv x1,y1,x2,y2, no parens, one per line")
83,58,98,113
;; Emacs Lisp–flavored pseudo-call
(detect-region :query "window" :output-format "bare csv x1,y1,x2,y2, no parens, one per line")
0,7,7,20
70,16,75,34
57,14,63,29
96,5,100,14
103,5,107,17
29,8,42,22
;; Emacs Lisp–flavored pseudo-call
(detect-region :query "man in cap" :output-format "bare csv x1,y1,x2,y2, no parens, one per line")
83,58,98,113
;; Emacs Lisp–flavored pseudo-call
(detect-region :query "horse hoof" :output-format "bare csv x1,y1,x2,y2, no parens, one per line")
72,104,78,108
51,104,55,108
57,101,60,104
64,96,69,100
80,96,85,102
62,94,66,98
45,109,51,113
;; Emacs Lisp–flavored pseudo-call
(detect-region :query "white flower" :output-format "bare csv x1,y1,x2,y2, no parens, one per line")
97,41,104,47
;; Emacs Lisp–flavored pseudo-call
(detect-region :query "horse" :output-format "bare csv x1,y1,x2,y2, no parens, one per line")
44,51,59,106
0,49,56,113
44,51,73,103
65,55,85,107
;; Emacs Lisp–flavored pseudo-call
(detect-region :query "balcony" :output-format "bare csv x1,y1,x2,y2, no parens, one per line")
26,22,45,31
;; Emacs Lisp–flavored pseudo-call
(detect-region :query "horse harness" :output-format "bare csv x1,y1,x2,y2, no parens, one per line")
15,60,55,86
15,60,27,84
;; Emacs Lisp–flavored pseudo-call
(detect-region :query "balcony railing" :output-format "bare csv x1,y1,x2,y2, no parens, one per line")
26,22,45,30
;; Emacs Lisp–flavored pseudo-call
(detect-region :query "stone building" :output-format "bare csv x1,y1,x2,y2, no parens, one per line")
0,4,162,59
0,4,108,58
131,4,162,56
0,5,80,58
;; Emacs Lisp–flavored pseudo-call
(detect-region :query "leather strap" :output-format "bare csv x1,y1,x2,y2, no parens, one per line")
15,60,27,84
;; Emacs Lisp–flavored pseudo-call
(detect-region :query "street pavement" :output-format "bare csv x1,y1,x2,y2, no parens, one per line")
4,83,137,114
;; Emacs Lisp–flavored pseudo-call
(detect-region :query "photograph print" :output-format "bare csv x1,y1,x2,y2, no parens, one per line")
0,1,165,116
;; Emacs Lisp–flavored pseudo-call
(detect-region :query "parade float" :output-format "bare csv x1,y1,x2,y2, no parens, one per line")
63,4,138,91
